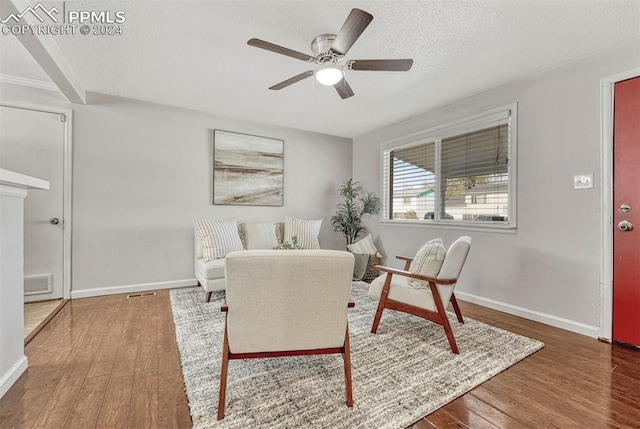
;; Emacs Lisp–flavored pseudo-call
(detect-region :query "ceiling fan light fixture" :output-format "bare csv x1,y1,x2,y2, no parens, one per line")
315,66,344,86
248,9,412,99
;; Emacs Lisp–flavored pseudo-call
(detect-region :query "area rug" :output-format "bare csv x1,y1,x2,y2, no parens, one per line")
170,282,543,429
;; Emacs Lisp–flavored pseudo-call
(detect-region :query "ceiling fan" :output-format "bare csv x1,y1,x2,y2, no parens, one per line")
247,8,413,99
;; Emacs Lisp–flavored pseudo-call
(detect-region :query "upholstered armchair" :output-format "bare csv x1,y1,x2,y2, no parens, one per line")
217,249,355,420
368,236,471,354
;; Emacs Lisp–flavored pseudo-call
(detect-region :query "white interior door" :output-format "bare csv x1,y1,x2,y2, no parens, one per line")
0,105,65,302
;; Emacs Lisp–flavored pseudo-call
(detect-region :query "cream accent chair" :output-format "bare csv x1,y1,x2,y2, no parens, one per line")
369,236,471,354
217,250,355,420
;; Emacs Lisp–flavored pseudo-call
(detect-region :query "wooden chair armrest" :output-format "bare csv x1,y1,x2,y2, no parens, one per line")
374,265,457,285
395,255,414,270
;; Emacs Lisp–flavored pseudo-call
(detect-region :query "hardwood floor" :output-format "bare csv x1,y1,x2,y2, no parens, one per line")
23,299,67,346
0,290,191,429
0,289,638,428
414,301,640,429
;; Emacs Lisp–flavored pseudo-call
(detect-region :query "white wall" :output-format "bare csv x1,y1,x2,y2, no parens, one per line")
1,85,352,296
353,38,640,337
69,93,352,295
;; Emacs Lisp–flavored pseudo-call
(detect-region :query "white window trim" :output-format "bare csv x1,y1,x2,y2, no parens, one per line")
379,103,518,231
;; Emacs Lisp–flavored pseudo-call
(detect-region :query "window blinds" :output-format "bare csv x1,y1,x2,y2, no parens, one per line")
442,123,509,221
382,114,511,224
388,142,436,219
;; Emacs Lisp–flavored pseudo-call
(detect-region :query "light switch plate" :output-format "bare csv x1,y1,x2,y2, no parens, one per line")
574,174,593,189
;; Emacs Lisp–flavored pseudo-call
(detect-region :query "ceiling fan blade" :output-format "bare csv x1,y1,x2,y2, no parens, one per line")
334,79,355,99
330,9,373,56
248,38,314,62
269,71,314,90
349,59,414,71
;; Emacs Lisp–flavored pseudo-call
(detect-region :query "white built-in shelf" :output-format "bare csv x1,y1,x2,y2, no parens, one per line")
0,169,49,190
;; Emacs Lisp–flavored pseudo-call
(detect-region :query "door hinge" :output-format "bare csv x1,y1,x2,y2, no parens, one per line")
60,114,66,123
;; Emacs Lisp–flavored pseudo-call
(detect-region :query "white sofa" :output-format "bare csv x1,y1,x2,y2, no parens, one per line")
194,222,285,301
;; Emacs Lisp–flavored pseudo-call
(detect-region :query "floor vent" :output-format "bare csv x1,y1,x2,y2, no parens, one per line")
24,274,53,295
126,291,157,299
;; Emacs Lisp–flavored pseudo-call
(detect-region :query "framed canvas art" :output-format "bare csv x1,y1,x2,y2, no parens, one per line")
213,130,284,206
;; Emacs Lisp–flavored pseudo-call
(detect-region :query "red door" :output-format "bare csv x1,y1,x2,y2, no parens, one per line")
613,76,640,347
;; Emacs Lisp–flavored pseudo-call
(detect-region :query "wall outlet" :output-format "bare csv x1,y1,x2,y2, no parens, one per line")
574,174,593,189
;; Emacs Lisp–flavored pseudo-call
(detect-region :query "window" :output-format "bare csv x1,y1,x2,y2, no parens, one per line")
465,195,487,204
381,106,516,228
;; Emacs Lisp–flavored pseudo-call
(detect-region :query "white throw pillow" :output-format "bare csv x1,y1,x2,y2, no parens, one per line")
284,216,321,249
242,223,279,250
347,234,379,256
193,219,243,261
352,253,370,281
408,238,447,289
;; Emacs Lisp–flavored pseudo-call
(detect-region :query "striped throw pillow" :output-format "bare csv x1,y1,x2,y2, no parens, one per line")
408,238,446,289
347,234,379,256
284,216,321,249
193,219,243,261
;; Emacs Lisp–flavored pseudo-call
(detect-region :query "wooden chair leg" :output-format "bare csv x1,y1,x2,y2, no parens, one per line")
440,312,459,354
450,293,464,323
205,291,212,303
342,325,353,407
430,282,459,354
371,274,393,334
217,319,230,420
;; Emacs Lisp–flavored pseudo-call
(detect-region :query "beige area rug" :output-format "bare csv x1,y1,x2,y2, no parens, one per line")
170,282,543,429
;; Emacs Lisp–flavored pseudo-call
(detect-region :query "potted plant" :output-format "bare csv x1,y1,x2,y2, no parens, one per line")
273,236,300,250
331,179,380,246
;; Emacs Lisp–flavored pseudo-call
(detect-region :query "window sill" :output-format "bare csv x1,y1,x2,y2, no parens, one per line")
378,219,517,234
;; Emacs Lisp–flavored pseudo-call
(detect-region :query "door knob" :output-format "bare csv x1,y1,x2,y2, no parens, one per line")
50,217,60,225
618,220,633,231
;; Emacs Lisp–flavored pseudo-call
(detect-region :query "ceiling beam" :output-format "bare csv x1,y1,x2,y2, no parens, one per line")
0,0,86,104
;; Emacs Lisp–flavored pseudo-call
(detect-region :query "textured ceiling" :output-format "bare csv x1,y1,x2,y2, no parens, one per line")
2,0,640,137
0,29,50,81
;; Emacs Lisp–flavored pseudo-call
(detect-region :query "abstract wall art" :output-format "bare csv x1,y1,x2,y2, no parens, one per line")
213,130,284,206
